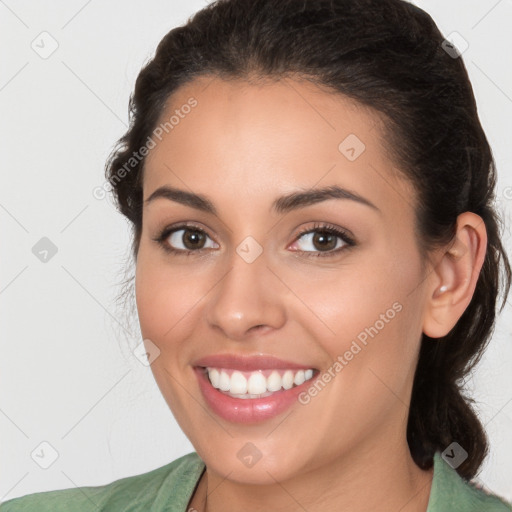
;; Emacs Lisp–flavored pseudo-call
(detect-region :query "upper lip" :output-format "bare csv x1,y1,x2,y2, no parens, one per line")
193,354,316,371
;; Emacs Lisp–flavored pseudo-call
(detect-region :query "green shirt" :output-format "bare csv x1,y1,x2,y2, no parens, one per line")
1,452,511,511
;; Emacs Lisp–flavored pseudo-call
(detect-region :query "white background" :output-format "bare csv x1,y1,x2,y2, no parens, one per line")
1,0,511,503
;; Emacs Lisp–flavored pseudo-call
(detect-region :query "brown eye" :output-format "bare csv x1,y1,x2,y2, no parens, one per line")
294,229,348,253
157,225,219,254
311,231,338,251
289,223,356,258
180,229,207,250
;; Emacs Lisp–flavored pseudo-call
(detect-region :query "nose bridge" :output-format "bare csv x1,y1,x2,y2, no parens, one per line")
206,238,285,339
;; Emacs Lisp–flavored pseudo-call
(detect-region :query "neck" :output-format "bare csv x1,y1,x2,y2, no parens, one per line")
192,434,433,512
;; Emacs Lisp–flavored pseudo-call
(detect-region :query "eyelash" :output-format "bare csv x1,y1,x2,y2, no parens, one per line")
153,222,356,258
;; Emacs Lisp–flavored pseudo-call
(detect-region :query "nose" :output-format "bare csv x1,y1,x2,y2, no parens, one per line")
205,245,287,341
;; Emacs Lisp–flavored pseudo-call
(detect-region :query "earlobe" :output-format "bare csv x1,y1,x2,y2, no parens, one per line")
422,212,487,339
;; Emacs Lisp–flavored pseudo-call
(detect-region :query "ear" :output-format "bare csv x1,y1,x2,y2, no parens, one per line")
422,212,487,338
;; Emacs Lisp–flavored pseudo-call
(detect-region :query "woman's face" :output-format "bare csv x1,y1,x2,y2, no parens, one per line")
135,76,430,483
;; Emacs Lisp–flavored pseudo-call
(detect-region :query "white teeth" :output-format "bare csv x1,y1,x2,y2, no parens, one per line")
208,368,220,388
267,371,282,392
218,371,230,391
229,391,273,399
206,367,315,397
294,370,305,386
282,370,294,390
247,372,267,394
230,371,247,394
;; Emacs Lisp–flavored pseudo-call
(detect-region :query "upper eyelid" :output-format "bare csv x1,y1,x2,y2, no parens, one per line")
296,223,352,237
161,222,216,240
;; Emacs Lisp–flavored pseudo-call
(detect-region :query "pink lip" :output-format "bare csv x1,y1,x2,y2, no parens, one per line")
193,353,313,371
193,354,318,424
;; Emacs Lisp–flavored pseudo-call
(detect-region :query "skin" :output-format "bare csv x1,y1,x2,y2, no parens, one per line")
134,76,487,512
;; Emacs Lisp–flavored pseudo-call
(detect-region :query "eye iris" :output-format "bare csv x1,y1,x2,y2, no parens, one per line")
183,229,205,250
313,231,337,251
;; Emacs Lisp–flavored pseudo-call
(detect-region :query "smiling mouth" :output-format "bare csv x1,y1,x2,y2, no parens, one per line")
201,367,317,399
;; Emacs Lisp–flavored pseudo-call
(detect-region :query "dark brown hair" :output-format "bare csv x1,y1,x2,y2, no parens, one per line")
105,0,511,479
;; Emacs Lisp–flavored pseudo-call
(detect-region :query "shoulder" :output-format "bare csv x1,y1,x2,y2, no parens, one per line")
428,452,512,512
0,452,205,512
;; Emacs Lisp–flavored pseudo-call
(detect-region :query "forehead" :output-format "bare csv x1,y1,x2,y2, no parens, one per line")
142,76,416,219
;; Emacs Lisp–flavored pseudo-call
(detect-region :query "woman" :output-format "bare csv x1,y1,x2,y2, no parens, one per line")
2,0,511,510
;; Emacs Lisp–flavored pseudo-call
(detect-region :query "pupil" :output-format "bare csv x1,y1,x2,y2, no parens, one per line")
314,231,336,251
184,230,205,249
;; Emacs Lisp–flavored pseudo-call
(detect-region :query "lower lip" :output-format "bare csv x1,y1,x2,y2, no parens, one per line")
194,367,314,424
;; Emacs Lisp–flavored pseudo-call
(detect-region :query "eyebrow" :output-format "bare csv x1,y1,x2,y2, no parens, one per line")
144,184,380,215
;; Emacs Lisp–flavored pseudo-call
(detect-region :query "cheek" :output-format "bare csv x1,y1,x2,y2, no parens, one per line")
134,250,200,351
287,247,424,398
282,253,415,353
134,250,207,424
